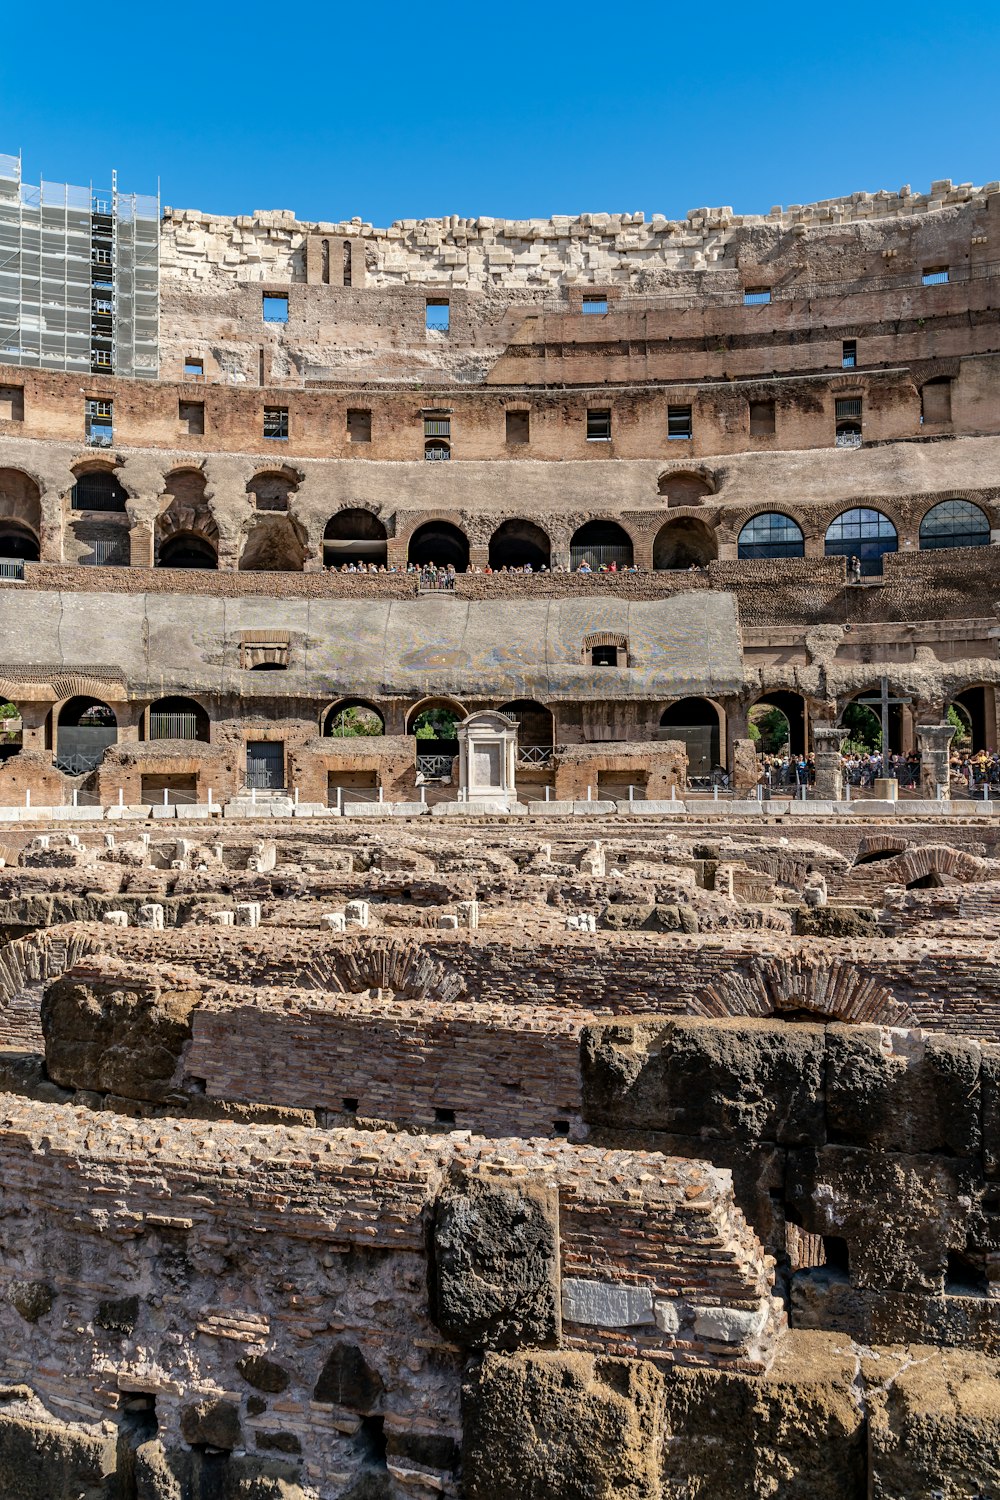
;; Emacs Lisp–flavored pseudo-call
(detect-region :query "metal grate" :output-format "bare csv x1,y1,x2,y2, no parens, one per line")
149,712,198,740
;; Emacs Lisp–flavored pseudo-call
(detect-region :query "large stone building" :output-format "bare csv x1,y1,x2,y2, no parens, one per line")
2,162,1000,805
3,160,1000,1499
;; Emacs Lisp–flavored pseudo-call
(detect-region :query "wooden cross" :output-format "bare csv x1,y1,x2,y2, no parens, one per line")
856,676,912,755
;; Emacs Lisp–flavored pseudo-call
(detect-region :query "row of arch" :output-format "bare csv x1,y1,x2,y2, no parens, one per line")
1,460,994,573
6,683,995,780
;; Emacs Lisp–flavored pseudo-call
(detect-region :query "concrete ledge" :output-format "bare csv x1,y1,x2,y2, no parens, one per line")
432,800,527,816
346,801,429,817
105,805,152,820
150,805,177,819
614,800,688,815
223,803,274,818
173,805,220,820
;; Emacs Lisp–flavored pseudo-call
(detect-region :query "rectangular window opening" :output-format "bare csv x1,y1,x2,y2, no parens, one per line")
922,267,949,286
582,296,608,315
85,397,113,447
263,406,289,441
586,408,611,442
842,339,857,369
0,385,25,422
668,404,693,440
743,287,771,305
184,357,204,379
749,399,775,436
835,397,863,419
262,293,289,323
435,1107,456,1125
426,299,450,332
179,400,205,437
347,408,372,443
423,416,451,438
921,380,953,425
506,410,530,444
591,645,619,666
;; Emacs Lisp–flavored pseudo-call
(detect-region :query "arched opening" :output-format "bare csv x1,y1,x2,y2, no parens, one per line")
835,421,863,449
159,532,218,569
825,508,897,577
919,500,991,551
653,517,717,570
247,472,296,512
145,696,210,743
407,521,469,571
55,696,117,772
488,519,551,571
0,699,22,761
71,470,128,513
0,520,39,562
324,700,385,737
323,510,388,569
407,698,466,754
949,687,992,753
750,692,808,757
840,688,904,754
737,513,805,560
239,516,308,572
569,520,633,571
497,699,554,753
659,698,724,777
0,469,42,558
657,472,713,505
424,439,451,462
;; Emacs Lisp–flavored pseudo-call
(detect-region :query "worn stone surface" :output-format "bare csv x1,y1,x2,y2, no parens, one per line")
42,970,197,1101
824,1025,982,1156
433,1169,561,1351
463,1351,664,1500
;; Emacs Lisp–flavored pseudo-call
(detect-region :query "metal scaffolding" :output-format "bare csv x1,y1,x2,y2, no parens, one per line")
0,150,159,379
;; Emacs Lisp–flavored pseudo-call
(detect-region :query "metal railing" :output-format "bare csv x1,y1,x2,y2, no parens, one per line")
417,754,456,779
149,712,199,740
418,575,457,591
517,746,553,765
0,558,24,580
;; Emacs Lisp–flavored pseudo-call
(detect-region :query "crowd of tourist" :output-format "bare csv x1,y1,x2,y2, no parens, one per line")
324,560,646,581
952,751,1000,790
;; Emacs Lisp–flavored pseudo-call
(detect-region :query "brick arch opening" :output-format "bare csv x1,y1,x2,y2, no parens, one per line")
653,516,717,570
693,955,914,1027
301,938,465,1004
408,521,469,571
488,519,551,571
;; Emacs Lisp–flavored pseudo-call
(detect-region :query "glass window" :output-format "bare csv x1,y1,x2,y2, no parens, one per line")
586,409,611,441
582,297,608,315
824,507,897,575
668,405,692,439
737,513,805,560
426,300,450,331
922,268,949,286
263,407,288,440
743,288,771,305
919,500,991,551
262,294,289,323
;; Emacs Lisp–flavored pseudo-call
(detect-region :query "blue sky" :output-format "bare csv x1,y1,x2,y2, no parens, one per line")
3,3,998,224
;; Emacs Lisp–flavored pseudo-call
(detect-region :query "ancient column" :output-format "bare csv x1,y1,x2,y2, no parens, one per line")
812,724,849,800
916,723,956,799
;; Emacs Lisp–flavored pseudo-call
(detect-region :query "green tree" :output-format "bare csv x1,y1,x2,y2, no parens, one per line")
842,702,881,753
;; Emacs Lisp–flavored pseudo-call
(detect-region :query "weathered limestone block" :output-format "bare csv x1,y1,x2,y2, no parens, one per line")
344,899,370,928
42,973,198,1101
137,903,164,929
659,1330,865,1499
457,899,479,929
794,906,878,938
209,910,235,926
0,1405,117,1500
824,1025,981,1156
234,901,261,928
581,1017,826,1147
599,903,699,933
791,1271,1000,1351
786,1146,973,1293
433,1169,560,1351
319,911,346,931
102,911,129,927
438,914,459,930
462,1351,665,1500
866,1344,1000,1499
179,1398,241,1450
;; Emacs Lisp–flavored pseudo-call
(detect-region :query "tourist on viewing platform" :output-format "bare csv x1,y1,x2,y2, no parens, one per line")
849,555,863,584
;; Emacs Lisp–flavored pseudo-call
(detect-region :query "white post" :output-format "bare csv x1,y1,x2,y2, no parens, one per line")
756,784,762,802
25,788,30,808
628,785,634,802
378,786,384,803
545,785,550,802
163,789,168,806
800,783,807,801
207,787,213,806
985,783,990,802
336,787,343,814
845,779,851,801
72,788,78,807
420,784,426,805
294,785,299,806
118,787,124,807
587,784,592,801
251,785,256,806
713,784,719,802
670,783,676,802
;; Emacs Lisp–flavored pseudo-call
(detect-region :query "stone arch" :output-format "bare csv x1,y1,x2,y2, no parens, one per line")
300,938,466,1004
861,845,991,887
157,470,219,568
0,468,42,559
569,519,634,570
488,519,552,570
323,699,386,737
70,464,129,514
853,834,911,865
323,508,388,568
918,499,991,551
0,928,104,1048
693,955,914,1027
653,516,718,570
407,519,469,570
496,699,554,747
247,469,299,513
239,515,308,572
749,690,809,756
660,697,726,774
407,696,468,737
656,470,715,505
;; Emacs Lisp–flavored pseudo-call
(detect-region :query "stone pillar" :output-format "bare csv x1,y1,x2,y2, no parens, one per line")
468,544,489,572
129,522,154,568
812,725,850,800
916,723,956,799
731,738,759,794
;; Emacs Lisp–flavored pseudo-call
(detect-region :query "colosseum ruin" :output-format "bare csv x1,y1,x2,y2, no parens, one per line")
0,152,999,1496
